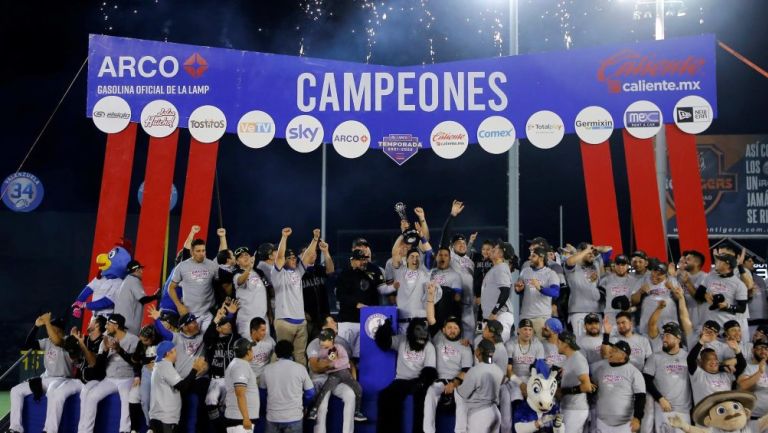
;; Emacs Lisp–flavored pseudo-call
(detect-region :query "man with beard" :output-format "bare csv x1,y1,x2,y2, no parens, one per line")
577,313,604,367
687,327,747,405
389,233,436,334
696,254,749,330
168,238,221,331
516,245,560,337
604,312,652,371
565,244,604,338
631,261,681,335
601,255,633,327
423,283,473,433
375,317,437,433
643,322,692,433
481,239,517,343
592,341,646,433
232,247,270,337
647,285,694,355
558,331,596,433
542,317,566,368
428,246,463,335
336,247,387,358
506,318,545,403
455,339,505,433
301,238,335,340
676,250,708,331
629,251,651,292
737,339,768,432
203,303,241,433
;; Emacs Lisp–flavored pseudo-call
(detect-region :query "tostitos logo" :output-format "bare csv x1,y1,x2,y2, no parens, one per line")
364,313,389,339
597,49,705,93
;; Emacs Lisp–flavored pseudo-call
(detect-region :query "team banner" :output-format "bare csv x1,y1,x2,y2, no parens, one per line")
666,135,768,237
87,33,717,154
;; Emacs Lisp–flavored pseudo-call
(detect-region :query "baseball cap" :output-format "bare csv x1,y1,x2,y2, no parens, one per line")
352,237,370,248
708,294,726,311
179,313,198,327
451,233,467,244
650,261,668,273
631,250,648,260
518,318,534,329
319,328,336,341
50,317,66,331
233,338,254,358
216,315,233,326
753,339,768,349
160,310,180,328
723,320,741,332
494,239,515,260
757,324,768,336
234,247,251,258
485,320,503,337
155,341,175,361
107,313,126,329
611,296,631,312
559,331,580,350
610,340,632,358
662,322,682,339
613,255,629,265
544,317,563,335
584,313,601,324
351,249,369,260
530,246,548,258
528,237,550,248
703,320,721,333
284,248,297,259
714,254,737,269
257,243,276,260
443,316,462,329
126,260,145,273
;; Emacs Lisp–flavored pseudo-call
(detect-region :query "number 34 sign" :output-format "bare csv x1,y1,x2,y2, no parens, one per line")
2,172,44,212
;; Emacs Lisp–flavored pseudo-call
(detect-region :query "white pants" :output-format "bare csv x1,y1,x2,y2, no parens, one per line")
562,409,589,433
654,404,690,433
226,426,254,433
468,405,501,433
338,322,360,357
206,377,227,405
641,396,655,433
595,418,631,433
499,382,512,433
10,376,68,433
569,313,593,338
45,378,84,433
77,377,134,433
453,387,469,433
496,311,515,343
313,381,355,433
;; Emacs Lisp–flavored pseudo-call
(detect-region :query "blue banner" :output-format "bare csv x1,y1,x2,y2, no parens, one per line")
87,33,717,148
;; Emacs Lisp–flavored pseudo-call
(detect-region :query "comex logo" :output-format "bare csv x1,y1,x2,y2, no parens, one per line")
183,53,208,78
478,129,514,138
625,111,660,128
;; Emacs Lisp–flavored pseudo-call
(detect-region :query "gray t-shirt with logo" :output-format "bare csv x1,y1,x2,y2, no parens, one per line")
593,360,646,426
577,334,604,367
611,333,652,371
519,266,560,319
101,332,139,378
172,258,219,316
457,362,505,411
248,335,275,381
271,263,306,320
565,263,601,314
173,331,205,377
260,358,314,423
392,334,437,380
561,351,590,410
225,357,260,420
234,269,268,325
481,263,513,320
114,274,146,334
150,359,183,424
39,338,72,379
433,333,473,380
601,273,632,315
741,362,768,417
506,337,545,379
644,349,691,412
690,367,735,405
700,272,748,327
306,335,352,381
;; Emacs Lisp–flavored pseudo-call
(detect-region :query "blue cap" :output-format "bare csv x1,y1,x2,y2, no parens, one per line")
545,317,563,335
155,341,175,361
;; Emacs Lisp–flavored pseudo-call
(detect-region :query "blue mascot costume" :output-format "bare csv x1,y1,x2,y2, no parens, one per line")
72,240,133,318
513,359,563,433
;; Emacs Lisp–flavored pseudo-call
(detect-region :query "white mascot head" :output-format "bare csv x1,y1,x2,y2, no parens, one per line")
527,359,558,414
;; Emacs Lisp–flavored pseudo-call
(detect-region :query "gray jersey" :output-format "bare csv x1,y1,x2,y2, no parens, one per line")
449,252,475,307
593,360,646,426
260,358,314,423
150,359,184,424
561,351,590,410
629,271,650,293
173,331,205,377
390,264,432,319
392,335,437,380
748,275,767,324
565,263,601,314
506,337,545,379
172,258,219,316
700,272,748,327
256,261,274,285
741,362,768,417
544,341,566,369
690,367,735,405
577,334,604,367
519,266,560,319
679,271,708,327
431,267,464,305
225,358,260,420
433,333,473,380
271,264,306,320
457,362,505,411
636,279,680,335
114,274,146,334
234,269,268,324
643,349,691,412
39,338,72,378
481,263,514,320
87,277,123,316
306,335,352,381
101,332,139,378
612,333,652,371
249,335,275,380
601,273,633,314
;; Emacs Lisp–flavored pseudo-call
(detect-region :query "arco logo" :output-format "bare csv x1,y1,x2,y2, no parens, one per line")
183,53,208,78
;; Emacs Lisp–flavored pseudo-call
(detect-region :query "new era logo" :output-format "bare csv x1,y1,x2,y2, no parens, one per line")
183,53,208,78
677,107,693,123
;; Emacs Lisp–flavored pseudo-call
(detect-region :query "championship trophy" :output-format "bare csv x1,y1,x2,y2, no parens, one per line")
395,202,421,245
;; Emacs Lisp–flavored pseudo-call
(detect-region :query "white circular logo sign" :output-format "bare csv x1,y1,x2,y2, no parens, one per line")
364,313,389,339
140,100,179,138
332,120,370,159
525,110,565,149
430,121,469,159
623,100,663,139
237,110,276,149
285,115,324,153
476,116,516,154
673,95,713,135
574,106,614,144
92,96,131,134
188,105,226,143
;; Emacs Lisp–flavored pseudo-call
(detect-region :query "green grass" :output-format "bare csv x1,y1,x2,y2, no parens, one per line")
0,390,8,418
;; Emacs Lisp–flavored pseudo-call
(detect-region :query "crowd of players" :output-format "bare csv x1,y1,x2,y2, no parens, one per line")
6,199,768,433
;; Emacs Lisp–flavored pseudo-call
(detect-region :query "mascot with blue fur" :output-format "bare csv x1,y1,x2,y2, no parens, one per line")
513,359,563,433
72,240,133,318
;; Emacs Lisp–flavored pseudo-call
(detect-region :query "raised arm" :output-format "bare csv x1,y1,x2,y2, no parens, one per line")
302,229,320,267
671,285,693,336
391,235,405,268
217,227,228,252
40,313,64,347
439,200,464,249
414,207,430,241
276,227,292,270
647,300,666,340
426,282,438,326
318,240,334,274
184,225,201,250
